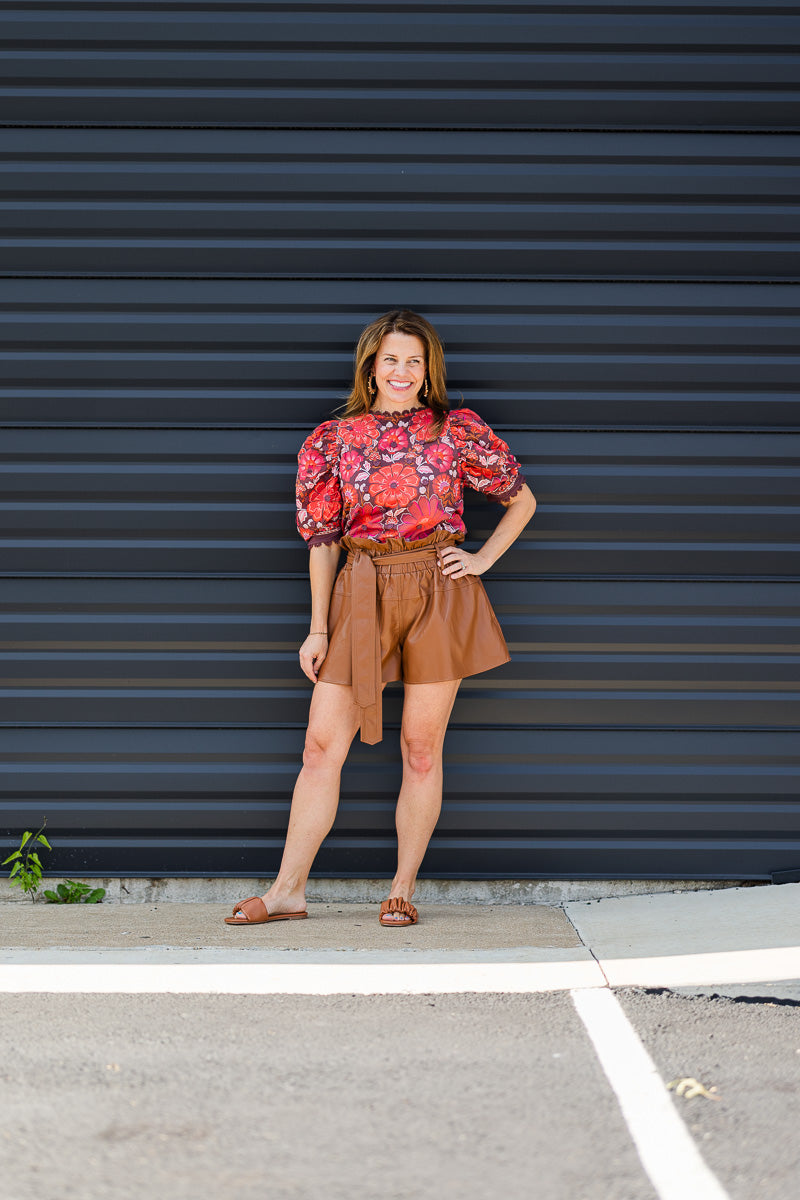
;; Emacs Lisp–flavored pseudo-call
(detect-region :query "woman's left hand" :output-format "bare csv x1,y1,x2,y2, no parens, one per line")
437,546,490,579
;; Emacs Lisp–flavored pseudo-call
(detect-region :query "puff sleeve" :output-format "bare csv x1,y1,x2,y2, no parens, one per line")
449,408,525,502
295,419,343,547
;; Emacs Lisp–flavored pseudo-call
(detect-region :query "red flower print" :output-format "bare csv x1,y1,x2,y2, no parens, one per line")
338,416,374,449
369,463,420,508
378,427,409,456
465,458,497,482
307,478,340,524
424,442,453,472
397,495,446,538
350,504,386,539
339,449,362,481
431,473,454,501
453,412,486,440
297,446,326,480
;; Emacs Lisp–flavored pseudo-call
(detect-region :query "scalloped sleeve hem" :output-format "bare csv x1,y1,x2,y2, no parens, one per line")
306,529,343,548
483,473,526,503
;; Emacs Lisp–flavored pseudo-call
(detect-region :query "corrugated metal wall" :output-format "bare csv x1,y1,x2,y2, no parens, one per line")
1,3,799,880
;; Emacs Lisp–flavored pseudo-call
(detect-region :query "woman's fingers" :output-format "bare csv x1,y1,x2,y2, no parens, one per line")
300,653,324,682
299,636,328,682
438,548,473,577
299,655,316,682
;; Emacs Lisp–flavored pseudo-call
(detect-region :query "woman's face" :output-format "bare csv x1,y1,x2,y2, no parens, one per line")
371,332,427,409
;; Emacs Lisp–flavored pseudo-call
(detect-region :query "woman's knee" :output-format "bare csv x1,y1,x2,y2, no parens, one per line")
303,726,349,772
401,733,440,777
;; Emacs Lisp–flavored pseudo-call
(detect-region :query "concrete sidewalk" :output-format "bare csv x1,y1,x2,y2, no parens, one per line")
1,882,798,998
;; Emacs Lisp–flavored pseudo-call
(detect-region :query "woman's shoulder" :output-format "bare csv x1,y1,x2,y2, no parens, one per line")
445,406,491,436
301,416,340,443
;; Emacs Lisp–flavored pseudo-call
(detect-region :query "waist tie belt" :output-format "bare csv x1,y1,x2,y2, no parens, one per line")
348,539,455,744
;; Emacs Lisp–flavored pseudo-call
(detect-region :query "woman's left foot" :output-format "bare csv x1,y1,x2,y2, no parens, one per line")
379,896,418,926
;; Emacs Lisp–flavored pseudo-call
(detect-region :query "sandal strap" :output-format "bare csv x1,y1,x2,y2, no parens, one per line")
381,896,418,921
232,896,266,920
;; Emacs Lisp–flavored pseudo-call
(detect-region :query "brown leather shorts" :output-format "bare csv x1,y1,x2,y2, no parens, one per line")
317,529,510,743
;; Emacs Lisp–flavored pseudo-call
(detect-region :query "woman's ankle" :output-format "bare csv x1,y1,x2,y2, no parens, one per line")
389,881,416,900
264,878,306,903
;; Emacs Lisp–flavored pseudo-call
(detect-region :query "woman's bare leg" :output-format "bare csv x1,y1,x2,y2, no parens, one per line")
229,680,361,918
383,678,461,921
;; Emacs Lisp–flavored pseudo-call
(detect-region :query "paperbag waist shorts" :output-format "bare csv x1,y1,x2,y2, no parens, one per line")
317,528,511,743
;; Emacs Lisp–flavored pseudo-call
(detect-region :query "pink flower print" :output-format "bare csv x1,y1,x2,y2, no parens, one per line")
378,427,409,456
297,446,326,480
424,442,454,472
397,495,446,538
339,449,363,481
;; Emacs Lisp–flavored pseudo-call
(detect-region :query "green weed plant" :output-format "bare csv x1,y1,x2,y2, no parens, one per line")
3,820,106,903
44,880,106,904
2,820,52,901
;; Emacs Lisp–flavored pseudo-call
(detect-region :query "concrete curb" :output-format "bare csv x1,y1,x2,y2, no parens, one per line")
0,876,759,905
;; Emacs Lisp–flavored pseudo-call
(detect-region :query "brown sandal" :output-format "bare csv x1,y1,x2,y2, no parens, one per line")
224,896,308,925
379,896,418,927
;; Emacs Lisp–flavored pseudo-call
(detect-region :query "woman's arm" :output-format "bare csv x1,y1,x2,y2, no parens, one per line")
438,483,536,579
298,541,342,682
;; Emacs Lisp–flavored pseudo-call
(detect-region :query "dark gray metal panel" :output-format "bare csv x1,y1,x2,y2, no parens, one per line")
1,3,799,880
0,728,797,879
1,428,798,576
1,129,798,278
1,280,797,429
1,577,798,733
2,2,799,129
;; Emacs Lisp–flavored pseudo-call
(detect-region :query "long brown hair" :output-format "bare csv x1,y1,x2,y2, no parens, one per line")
339,309,450,437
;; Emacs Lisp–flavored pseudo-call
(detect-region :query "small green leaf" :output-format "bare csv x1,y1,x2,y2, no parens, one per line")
9,862,21,877
2,850,21,864
37,835,52,851
88,889,106,903
43,890,59,902
20,831,32,848
57,883,69,898
29,852,42,866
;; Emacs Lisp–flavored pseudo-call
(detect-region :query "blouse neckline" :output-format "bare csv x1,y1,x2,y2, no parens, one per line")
368,405,429,422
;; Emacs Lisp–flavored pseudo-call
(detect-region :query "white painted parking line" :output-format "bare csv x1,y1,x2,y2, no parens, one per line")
0,956,605,994
598,945,800,988
571,988,730,1200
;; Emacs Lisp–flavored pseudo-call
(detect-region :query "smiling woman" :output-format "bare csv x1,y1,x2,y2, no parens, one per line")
224,309,536,931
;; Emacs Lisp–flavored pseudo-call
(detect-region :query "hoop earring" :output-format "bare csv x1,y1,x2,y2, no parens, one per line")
423,378,429,397
368,375,376,396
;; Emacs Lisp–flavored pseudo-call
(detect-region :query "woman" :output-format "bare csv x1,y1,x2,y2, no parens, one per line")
225,310,536,928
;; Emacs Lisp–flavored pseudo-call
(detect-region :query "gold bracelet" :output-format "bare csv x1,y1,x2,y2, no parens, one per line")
309,630,328,636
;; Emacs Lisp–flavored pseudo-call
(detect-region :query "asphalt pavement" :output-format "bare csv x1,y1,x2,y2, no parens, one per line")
0,882,798,1200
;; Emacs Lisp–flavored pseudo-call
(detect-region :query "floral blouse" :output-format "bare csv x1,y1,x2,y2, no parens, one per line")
296,405,525,547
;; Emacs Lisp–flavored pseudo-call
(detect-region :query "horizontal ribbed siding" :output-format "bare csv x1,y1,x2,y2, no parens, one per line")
1,728,798,878
2,428,799,575
1,130,798,278
1,2,799,880
2,1,799,128
0,280,797,428
1,578,798,727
